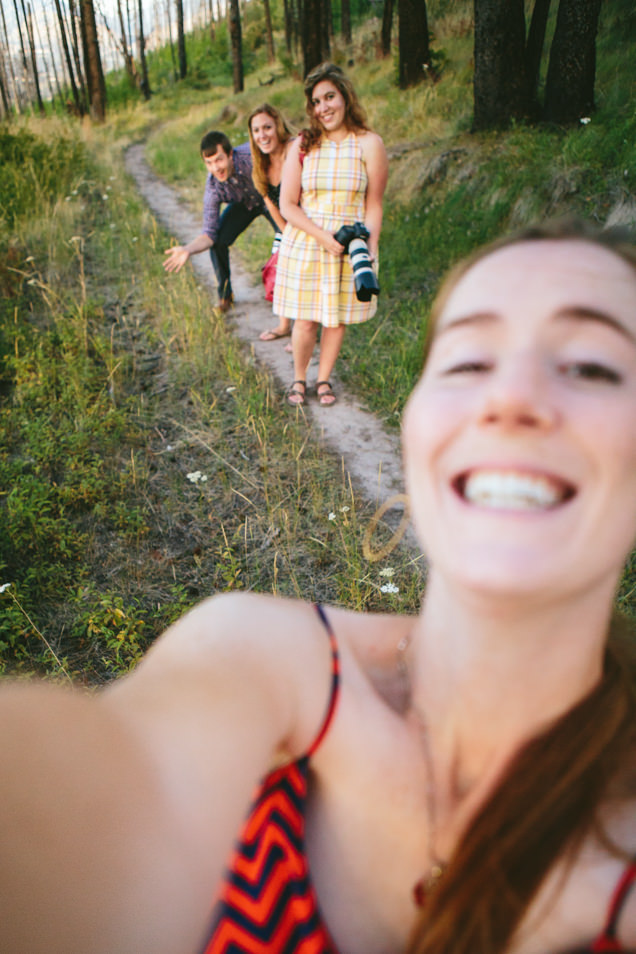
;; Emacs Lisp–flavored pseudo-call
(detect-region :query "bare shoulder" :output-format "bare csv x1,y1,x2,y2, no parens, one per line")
357,130,386,155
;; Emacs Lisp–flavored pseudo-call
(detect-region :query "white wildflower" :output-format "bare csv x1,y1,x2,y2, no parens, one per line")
380,582,399,594
340,505,350,513
580,117,591,125
102,194,109,200
132,237,138,243
379,567,395,578
186,470,207,484
226,386,237,393
0,583,11,593
328,512,336,521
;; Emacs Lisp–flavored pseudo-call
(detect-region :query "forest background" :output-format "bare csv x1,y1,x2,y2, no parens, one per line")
1,0,636,684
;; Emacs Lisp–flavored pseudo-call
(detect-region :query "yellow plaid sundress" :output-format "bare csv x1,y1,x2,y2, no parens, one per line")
273,132,377,328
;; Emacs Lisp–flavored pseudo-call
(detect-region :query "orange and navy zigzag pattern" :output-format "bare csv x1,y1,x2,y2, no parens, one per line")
201,604,340,954
202,757,338,954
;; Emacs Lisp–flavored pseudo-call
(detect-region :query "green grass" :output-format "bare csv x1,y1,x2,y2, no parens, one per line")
2,0,636,682
0,122,422,683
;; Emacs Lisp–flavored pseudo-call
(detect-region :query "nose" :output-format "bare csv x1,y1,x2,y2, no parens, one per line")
477,353,557,431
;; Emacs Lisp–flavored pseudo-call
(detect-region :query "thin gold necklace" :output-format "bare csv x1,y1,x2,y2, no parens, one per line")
397,634,447,907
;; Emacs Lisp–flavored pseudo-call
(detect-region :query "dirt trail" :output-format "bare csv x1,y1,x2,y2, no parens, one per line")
125,143,420,552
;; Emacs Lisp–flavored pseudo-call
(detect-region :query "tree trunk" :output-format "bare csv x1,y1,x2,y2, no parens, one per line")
543,0,603,123
525,0,551,103
473,0,529,130
176,0,187,78
11,0,30,103
117,0,137,85
0,0,21,112
79,0,106,120
381,0,393,55
208,0,215,41
164,0,177,80
0,53,9,115
398,0,430,88
228,0,243,92
302,0,324,74
283,0,292,52
23,0,46,112
263,0,275,61
136,0,151,98
43,6,64,106
325,0,333,46
69,0,89,111
341,0,351,44
53,0,83,114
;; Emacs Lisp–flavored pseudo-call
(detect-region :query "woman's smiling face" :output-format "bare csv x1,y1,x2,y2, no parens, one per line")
403,238,636,602
250,112,280,155
311,80,347,133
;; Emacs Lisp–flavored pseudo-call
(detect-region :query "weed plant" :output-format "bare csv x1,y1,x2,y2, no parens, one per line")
2,0,636,682
0,122,422,683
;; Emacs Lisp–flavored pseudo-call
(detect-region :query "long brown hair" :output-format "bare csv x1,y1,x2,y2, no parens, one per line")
300,62,369,154
247,103,294,197
409,218,636,954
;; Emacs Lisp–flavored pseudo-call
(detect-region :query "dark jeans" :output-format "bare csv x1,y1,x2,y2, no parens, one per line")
209,203,277,299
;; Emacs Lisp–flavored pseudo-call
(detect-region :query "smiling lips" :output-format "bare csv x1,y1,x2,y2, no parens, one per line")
456,470,576,511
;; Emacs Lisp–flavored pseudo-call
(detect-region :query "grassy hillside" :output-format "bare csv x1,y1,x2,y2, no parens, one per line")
1,0,635,680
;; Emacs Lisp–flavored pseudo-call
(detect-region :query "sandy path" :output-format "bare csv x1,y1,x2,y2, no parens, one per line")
125,143,419,553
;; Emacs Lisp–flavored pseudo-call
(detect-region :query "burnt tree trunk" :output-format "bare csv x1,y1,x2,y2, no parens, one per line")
473,0,529,130
525,0,551,104
176,0,187,78
117,0,137,84
22,0,45,112
79,0,106,119
341,0,351,44
381,0,394,56
136,0,151,98
544,0,603,123
228,0,243,92
302,0,327,75
53,0,83,113
263,0,275,61
398,0,430,88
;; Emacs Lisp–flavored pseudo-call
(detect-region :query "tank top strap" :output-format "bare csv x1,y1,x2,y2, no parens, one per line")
593,857,636,951
305,604,341,758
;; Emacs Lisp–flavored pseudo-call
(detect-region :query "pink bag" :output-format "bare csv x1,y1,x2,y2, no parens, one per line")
262,250,278,302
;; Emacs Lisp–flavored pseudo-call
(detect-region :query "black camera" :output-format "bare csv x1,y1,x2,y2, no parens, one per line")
333,222,380,302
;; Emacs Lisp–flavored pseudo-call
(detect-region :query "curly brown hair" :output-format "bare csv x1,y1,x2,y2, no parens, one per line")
299,62,369,154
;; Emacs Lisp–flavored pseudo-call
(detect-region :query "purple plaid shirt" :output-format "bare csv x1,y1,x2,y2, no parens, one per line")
202,143,264,243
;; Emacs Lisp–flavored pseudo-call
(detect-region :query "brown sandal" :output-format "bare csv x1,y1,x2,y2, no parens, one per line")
287,380,306,407
316,380,336,406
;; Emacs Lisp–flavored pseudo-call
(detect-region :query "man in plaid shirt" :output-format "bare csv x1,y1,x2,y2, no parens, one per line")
163,131,277,311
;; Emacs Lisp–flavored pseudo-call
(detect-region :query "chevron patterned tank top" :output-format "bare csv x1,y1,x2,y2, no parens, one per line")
201,603,340,953
200,604,636,954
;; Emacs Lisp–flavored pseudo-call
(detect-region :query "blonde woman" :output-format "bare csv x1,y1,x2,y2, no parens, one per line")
248,103,295,342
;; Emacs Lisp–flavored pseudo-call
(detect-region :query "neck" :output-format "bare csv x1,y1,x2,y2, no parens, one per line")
409,572,611,803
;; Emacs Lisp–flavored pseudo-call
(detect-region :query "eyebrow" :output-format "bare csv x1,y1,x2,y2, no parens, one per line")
437,307,636,345
554,306,636,344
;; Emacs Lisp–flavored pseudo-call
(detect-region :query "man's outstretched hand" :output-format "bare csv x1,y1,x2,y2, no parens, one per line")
163,246,190,273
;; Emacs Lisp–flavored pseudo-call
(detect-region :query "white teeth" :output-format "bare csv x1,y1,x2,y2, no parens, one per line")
463,471,564,510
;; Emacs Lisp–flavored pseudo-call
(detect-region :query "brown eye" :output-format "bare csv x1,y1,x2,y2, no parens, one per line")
561,362,622,384
445,361,492,375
